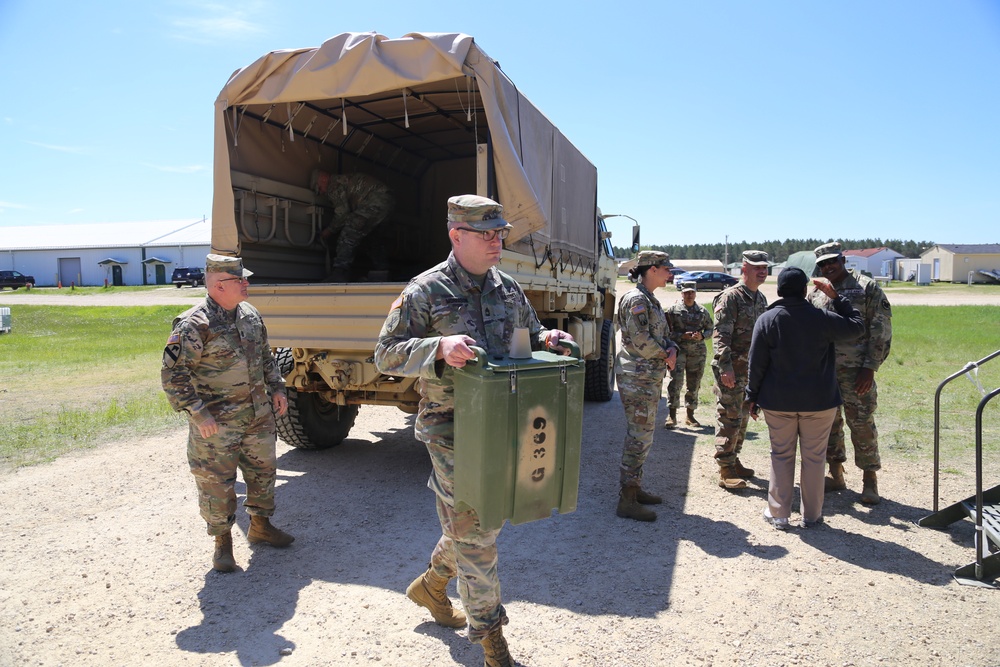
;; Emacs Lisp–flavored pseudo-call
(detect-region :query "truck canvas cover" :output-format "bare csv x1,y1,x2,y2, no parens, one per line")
212,32,597,279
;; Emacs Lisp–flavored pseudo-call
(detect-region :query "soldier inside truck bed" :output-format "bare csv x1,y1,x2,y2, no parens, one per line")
311,170,395,282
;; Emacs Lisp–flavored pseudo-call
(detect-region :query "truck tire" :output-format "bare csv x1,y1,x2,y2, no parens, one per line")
584,319,616,402
273,348,359,450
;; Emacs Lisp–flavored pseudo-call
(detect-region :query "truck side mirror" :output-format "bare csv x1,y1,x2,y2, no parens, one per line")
631,225,640,254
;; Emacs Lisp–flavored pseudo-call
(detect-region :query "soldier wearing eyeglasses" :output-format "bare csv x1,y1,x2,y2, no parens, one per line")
375,194,574,667
161,254,294,573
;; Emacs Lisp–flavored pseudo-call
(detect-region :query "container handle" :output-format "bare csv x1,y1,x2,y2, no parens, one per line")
550,339,582,360
467,346,489,366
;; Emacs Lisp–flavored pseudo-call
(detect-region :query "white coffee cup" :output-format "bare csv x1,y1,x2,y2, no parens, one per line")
509,327,532,359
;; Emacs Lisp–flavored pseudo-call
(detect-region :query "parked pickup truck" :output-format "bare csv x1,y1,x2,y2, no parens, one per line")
0,270,34,290
171,267,205,288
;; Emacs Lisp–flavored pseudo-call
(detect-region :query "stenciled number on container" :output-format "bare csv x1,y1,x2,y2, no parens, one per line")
519,409,555,486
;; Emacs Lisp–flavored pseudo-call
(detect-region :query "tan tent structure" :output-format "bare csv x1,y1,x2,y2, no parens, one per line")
211,32,597,283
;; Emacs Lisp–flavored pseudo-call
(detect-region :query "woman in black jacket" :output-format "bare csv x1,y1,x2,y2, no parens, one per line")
744,267,864,529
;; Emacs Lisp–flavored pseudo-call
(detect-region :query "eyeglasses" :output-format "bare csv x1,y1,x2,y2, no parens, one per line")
454,227,510,242
217,276,249,283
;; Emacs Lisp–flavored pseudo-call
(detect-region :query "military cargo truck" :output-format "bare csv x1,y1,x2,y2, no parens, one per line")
211,32,634,449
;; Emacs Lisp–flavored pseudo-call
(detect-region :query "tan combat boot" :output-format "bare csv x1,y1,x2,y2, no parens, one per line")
824,462,847,492
663,408,678,429
406,568,467,628
212,532,236,573
635,487,663,505
732,458,755,478
685,407,701,427
481,623,514,667
616,486,657,521
861,470,881,505
248,516,295,547
718,466,748,490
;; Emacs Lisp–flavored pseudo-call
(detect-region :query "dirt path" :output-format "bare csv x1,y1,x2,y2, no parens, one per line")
2,397,998,667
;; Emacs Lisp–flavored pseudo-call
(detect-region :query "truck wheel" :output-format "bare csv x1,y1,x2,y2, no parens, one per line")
273,348,360,449
584,319,616,402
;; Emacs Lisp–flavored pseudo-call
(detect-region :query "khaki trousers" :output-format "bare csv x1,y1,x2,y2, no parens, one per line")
761,407,838,522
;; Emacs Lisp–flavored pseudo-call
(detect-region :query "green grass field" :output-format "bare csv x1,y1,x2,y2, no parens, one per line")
0,303,998,472
0,305,187,468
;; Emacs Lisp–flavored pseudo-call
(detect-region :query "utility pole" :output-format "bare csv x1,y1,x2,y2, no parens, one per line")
724,235,729,271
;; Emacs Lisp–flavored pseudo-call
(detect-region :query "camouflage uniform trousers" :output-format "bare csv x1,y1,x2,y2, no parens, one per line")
330,204,392,270
424,439,507,642
826,367,881,471
187,414,278,536
666,345,707,410
617,368,666,487
712,364,751,467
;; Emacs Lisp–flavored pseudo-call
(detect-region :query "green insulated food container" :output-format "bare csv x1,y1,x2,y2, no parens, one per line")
453,342,584,531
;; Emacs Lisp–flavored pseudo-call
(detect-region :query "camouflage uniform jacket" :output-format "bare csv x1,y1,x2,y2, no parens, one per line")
161,296,285,427
712,281,767,376
666,301,714,353
374,251,548,445
325,173,393,224
807,269,892,371
615,284,677,375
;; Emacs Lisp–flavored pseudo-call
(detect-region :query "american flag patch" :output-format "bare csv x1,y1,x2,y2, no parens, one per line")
167,333,180,344
630,304,646,315
389,294,403,312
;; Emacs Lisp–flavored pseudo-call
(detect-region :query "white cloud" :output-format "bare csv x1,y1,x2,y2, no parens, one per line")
25,141,88,154
0,201,30,210
140,163,208,174
167,2,267,42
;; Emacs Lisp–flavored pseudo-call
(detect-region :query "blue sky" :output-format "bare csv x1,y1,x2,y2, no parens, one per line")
1,0,997,246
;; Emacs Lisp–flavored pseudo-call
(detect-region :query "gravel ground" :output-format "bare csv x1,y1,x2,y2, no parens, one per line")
1,400,998,667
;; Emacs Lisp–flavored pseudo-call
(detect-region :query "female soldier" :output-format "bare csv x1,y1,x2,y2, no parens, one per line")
615,251,678,522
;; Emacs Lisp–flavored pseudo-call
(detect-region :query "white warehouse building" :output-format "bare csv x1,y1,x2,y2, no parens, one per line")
0,219,211,287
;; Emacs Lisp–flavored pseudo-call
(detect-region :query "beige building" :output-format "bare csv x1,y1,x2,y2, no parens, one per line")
919,244,1000,283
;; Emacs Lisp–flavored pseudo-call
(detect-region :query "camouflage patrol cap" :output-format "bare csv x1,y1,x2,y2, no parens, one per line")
680,280,697,292
742,250,770,266
814,242,843,264
446,195,512,231
205,253,253,278
635,250,674,269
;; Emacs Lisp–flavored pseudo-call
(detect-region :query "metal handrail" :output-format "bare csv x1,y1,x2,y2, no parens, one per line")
931,349,1000,512
973,386,1000,581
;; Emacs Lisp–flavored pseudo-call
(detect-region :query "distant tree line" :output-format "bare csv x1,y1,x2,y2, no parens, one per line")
613,238,934,264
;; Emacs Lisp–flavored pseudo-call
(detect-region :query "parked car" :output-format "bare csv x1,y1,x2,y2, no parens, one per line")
171,267,205,288
676,271,738,291
0,270,35,290
672,270,706,288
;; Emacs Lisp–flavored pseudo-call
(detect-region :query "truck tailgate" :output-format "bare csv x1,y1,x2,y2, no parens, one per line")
248,283,402,351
